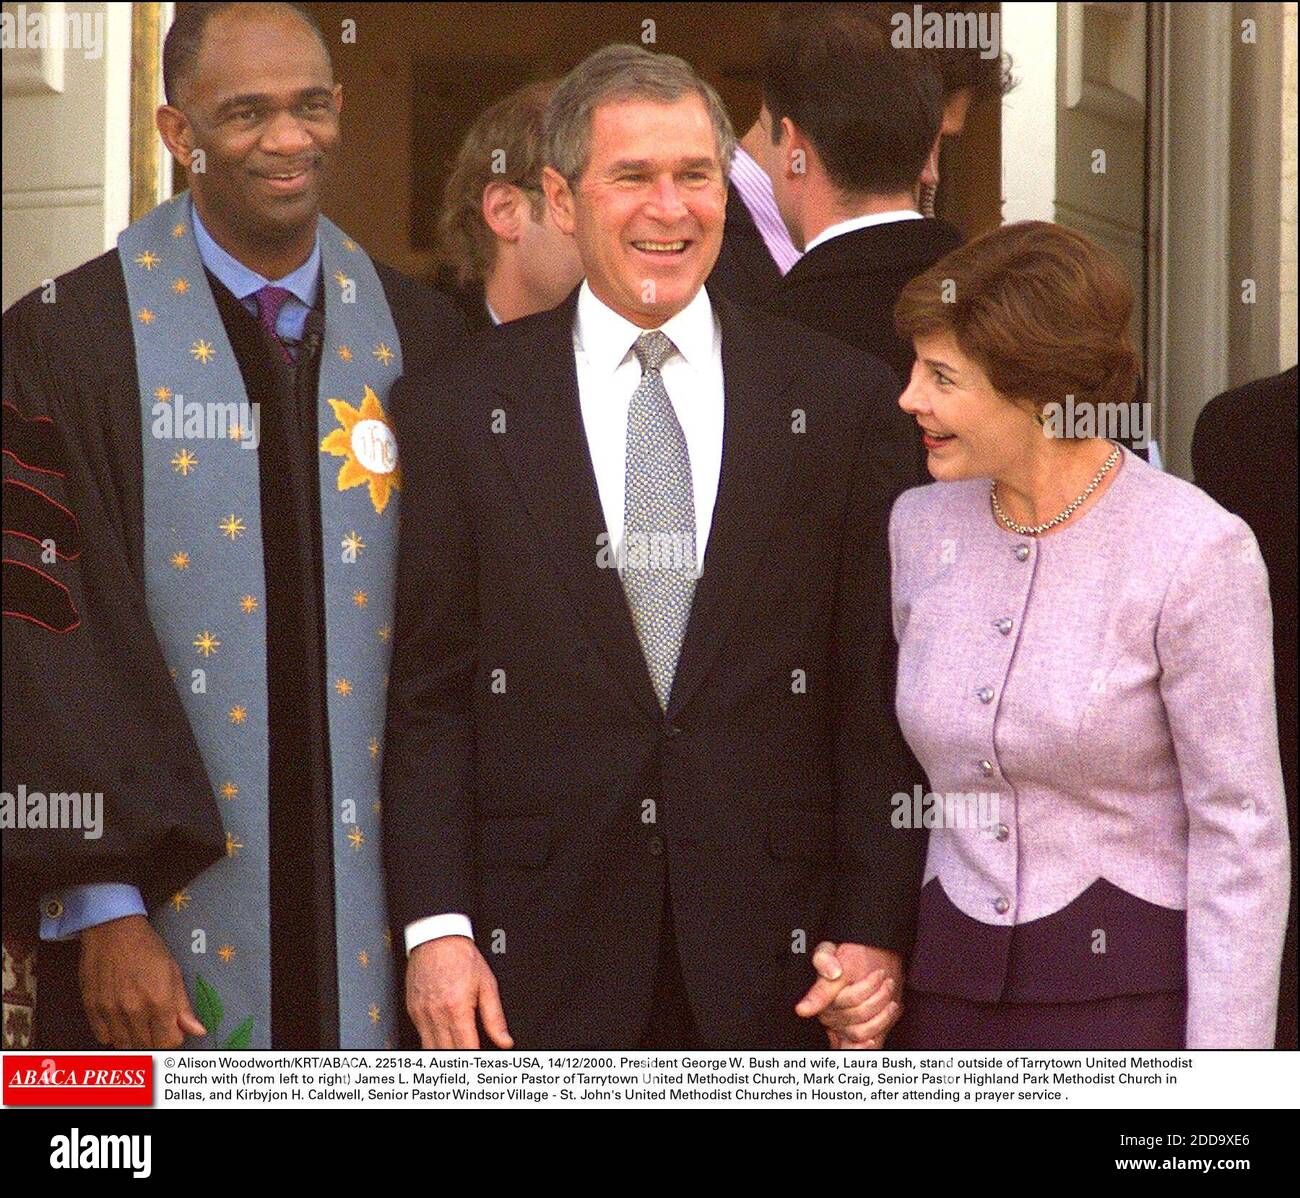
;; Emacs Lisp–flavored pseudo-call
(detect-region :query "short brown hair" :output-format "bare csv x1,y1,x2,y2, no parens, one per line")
894,220,1140,425
438,79,558,286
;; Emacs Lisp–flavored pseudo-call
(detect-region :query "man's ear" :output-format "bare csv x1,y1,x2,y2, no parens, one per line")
780,116,810,182
540,165,577,237
481,182,523,242
156,105,197,170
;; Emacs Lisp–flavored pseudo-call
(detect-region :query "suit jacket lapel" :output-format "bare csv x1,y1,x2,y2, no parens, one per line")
490,290,662,720
667,294,799,718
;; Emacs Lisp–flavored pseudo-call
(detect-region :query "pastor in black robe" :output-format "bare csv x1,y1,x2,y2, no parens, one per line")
2,246,464,1049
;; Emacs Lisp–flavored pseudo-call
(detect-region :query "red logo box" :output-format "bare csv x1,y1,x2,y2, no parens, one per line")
3,1055,152,1106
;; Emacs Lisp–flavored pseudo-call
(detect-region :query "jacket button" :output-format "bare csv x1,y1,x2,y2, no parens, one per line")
994,824,1010,842
664,723,683,739
976,686,994,704
993,896,1010,914
994,617,1013,635
44,898,65,919
647,836,665,856
1014,544,1031,561
979,759,994,777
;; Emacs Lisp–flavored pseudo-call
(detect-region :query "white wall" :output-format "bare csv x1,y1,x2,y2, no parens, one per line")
2,1,133,309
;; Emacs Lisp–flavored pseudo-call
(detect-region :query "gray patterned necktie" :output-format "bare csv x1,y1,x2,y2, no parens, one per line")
620,329,698,710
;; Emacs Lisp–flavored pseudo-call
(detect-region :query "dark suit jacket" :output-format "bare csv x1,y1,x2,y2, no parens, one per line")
765,218,964,385
706,187,785,308
1193,364,1298,1049
382,285,927,1050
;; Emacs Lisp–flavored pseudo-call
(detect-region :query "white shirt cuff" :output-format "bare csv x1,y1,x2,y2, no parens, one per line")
404,913,474,956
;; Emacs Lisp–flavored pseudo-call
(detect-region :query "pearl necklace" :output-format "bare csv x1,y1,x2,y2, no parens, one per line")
990,442,1122,537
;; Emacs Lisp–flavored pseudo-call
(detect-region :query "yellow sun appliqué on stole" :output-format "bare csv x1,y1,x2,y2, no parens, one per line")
319,385,401,514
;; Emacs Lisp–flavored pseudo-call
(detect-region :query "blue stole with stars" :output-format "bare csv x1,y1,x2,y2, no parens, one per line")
118,192,403,1048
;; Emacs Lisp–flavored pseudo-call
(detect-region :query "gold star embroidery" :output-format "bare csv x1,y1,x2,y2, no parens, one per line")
368,1003,381,1024
382,928,392,950
170,890,191,912
358,950,369,967
228,422,243,442
172,222,186,238
225,832,244,856
217,944,236,962
171,551,190,570
333,269,352,289
337,345,353,362
335,678,353,696
352,590,368,608
219,514,246,540
171,448,197,475
193,630,221,657
373,342,394,366
372,799,382,814
228,705,248,725
189,339,215,364
220,781,239,800
368,737,380,760
377,624,391,642
341,530,365,557
342,238,357,252
171,277,190,294
240,594,258,614
348,827,365,850
135,250,160,271
138,308,156,324
154,385,173,402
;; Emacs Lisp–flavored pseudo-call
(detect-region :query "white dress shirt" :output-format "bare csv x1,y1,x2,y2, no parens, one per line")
802,208,923,256
404,280,727,955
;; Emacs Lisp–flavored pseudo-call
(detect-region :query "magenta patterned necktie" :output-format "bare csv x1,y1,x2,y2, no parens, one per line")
253,284,294,363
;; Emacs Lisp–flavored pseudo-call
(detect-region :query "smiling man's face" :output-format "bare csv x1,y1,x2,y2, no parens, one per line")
546,95,727,327
170,6,341,249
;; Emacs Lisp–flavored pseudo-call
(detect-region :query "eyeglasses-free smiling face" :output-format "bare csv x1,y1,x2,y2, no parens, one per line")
898,330,1040,481
544,95,727,328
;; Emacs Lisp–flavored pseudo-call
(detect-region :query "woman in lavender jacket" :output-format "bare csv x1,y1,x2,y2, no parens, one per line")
883,221,1289,1049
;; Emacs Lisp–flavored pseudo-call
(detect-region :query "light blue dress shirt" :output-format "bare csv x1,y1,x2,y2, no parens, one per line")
39,209,323,942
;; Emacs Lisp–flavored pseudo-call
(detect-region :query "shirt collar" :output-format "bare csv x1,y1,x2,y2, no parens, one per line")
191,204,321,308
575,279,717,379
803,209,923,255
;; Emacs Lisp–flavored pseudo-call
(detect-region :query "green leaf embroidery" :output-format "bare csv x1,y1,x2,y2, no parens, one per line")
222,1016,254,1050
193,974,223,1038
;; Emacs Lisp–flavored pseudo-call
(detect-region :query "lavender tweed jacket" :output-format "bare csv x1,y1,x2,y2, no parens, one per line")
889,447,1290,1048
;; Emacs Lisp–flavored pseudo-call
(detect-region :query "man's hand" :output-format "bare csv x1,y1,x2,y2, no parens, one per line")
406,935,513,1049
79,915,206,1049
795,941,903,1049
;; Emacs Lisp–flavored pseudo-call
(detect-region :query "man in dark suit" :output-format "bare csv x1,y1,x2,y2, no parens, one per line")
382,44,925,1051
760,7,961,388
1193,365,1299,1049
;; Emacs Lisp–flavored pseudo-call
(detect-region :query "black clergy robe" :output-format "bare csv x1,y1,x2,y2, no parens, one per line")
2,245,464,1049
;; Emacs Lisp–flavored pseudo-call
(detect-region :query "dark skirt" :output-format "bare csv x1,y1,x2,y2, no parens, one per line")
889,987,1187,1051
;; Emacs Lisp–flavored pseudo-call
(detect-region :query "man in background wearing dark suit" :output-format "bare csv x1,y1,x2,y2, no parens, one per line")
383,44,924,1051
760,7,960,388
1193,365,1299,1049
434,79,583,331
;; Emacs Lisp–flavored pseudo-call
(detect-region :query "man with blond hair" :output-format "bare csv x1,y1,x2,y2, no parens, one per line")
436,79,583,330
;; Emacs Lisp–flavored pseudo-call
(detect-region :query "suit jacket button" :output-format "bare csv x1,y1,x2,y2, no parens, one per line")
44,898,65,919
994,617,1013,635
976,686,994,704
994,824,1010,842
647,835,665,856
1014,544,1031,561
979,759,994,777
993,896,1010,914
665,723,683,739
